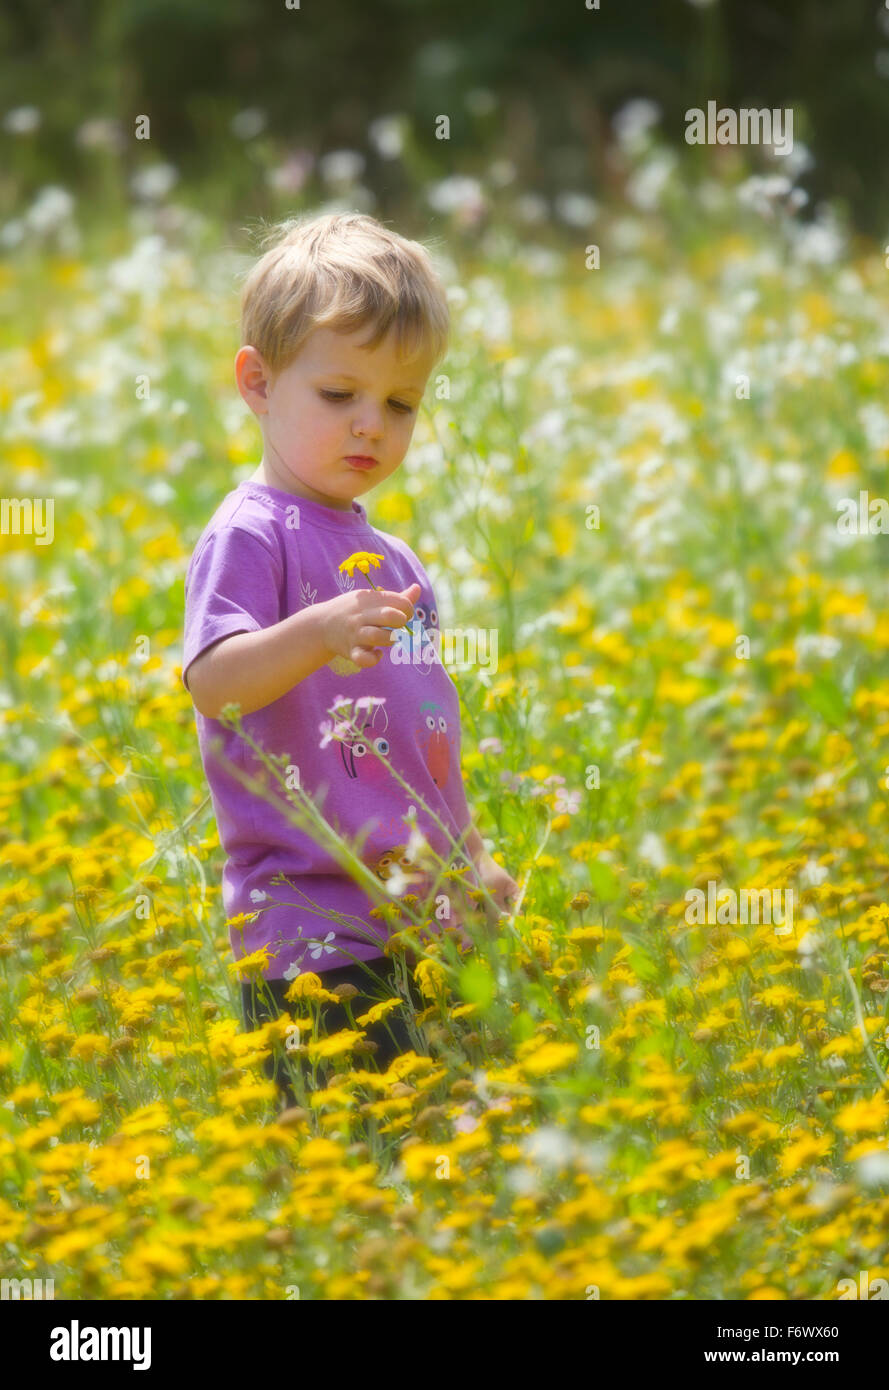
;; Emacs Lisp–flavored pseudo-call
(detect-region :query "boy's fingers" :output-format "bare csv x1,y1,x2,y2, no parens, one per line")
377,604,417,629
379,586,421,620
358,623,403,649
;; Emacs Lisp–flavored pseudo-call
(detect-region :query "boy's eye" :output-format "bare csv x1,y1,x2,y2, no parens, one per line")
319,390,414,414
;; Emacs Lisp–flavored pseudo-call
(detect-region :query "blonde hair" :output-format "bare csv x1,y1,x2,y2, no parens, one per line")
238,211,450,378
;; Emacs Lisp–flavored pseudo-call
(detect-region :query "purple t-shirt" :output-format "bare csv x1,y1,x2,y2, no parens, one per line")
182,479,481,979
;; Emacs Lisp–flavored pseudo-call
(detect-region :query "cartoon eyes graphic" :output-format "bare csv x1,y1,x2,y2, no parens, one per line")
424,714,447,733
414,603,439,628
351,736,390,758
374,846,418,882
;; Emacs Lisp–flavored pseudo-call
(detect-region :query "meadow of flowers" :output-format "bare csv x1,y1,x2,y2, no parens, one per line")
2,116,889,1300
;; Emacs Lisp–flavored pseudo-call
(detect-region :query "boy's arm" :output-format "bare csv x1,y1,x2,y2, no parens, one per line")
184,524,340,719
461,807,520,921
186,602,334,719
462,817,490,866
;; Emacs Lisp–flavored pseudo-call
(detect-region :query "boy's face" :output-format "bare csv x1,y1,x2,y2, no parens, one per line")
236,325,436,510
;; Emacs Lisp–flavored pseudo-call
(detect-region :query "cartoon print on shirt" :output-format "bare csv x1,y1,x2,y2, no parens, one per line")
334,567,357,594
420,700,450,788
373,844,415,882
371,802,431,888
340,727,392,780
320,692,439,884
334,696,392,782
413,599,439,636
388,588,440,678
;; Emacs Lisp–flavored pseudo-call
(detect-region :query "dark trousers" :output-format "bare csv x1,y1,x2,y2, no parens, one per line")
240,955,430,1108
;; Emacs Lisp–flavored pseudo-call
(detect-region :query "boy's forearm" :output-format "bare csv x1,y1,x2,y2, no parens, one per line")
462,818,489,865
186,602,334,719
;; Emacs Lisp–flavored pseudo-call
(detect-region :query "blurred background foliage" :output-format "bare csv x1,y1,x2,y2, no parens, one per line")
2,0,889,239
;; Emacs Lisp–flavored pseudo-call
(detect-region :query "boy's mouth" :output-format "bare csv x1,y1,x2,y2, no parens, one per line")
345,455,379,470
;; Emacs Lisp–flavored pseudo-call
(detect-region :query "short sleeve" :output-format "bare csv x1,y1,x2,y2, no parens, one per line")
182,527,283,691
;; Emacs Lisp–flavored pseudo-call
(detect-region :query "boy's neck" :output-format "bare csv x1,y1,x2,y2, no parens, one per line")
248,463,356,512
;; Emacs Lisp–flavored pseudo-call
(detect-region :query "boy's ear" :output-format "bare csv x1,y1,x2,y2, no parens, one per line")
235,346,273,412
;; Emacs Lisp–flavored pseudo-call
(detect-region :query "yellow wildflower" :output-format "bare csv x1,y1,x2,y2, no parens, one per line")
834,1093,889,1135
355,997,405,1026
414,959,446,999
306,1029,366,1061
779,1131,833,1175
520,1041,579,1076
284,973,342,1005
70,1034,110,1062
339,551,385,578
227,948,274,982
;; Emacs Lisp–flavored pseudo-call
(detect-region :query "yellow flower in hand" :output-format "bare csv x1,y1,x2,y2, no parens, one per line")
339,551,385,580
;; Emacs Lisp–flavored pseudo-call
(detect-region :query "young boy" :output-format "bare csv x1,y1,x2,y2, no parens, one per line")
181,211,518,1093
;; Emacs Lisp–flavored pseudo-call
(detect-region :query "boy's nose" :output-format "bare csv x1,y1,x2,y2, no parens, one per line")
352,407,385,438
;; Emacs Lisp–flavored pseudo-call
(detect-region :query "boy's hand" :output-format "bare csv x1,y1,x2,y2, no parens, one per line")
321,582,420,669
475,851,520,925
433,854,519,956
